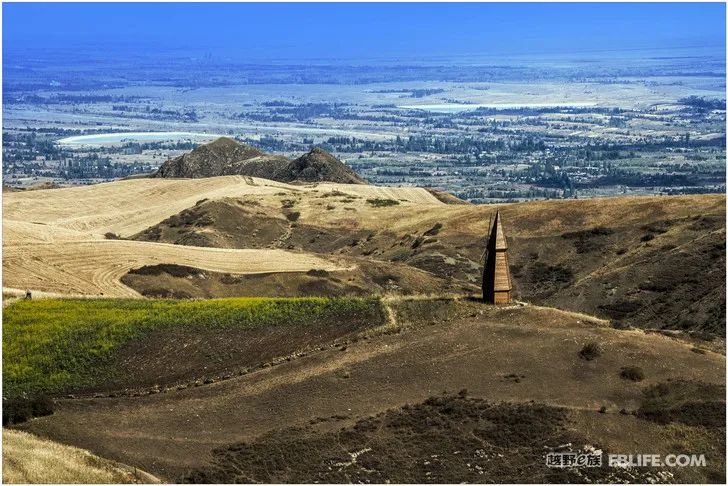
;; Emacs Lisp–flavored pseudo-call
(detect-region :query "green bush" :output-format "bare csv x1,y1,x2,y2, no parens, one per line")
3,297,382,398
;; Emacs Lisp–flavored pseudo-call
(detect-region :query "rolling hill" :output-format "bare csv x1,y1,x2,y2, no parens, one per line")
10,297,725,483
153,137,366,184
3,173,725,483
4,176,724,334
2,176,441,297
130,186,724,336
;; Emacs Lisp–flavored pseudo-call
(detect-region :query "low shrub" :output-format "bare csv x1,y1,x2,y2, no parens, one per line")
641,221,672,234
611,320,630,330
388,248,411,262
637,380,725,427
620,366,645,382
690,330,716,342
320,190,347,198
128,264,202,278
599,300,642,319
2,396,54,426
423,223,443,236
531,262,574,285
366,198,400,207
579,341,602,361
561,227,614,253
285,211,301,222
306,269,330,278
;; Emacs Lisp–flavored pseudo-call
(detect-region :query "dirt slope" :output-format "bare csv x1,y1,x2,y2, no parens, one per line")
20,300,725,481
184,394,723,484
121,261,470,299
127,191,726,335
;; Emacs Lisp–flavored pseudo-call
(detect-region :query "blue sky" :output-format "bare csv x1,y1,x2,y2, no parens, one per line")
3,2,725,61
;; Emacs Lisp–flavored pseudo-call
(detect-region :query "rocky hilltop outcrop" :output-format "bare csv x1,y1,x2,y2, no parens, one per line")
285,147,367,184
154,137,366,184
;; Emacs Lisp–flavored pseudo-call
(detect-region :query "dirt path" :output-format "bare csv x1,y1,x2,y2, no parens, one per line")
21,305,724,481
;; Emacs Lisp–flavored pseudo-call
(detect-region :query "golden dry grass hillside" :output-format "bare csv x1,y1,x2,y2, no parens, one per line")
2,176,442,296
2,429,158,483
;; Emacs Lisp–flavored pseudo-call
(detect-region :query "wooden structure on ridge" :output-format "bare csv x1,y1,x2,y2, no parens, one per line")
482,210,512,304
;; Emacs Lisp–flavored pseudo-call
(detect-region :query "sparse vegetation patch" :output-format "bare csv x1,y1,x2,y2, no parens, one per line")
423,222,443,236
527,262,575,297
637,380,726,427
561,226,614,253
620,366,645,382
182,395,653,484
2,395,54,426
579,341,602,361
3,297,383,398
367,198,400,207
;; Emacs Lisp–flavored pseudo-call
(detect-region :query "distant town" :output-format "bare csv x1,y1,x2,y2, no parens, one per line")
4,48,725,202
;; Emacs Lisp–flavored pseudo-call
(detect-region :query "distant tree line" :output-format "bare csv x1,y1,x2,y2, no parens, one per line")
678,96,726,111
369,88,445,98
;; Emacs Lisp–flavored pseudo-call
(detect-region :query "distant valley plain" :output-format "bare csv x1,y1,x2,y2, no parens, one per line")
3,48,725,202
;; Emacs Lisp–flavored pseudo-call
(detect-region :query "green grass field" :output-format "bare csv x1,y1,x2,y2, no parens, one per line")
3,297,383,398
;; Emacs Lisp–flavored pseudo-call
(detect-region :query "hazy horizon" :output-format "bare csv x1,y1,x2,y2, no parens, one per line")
3,2,726,63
